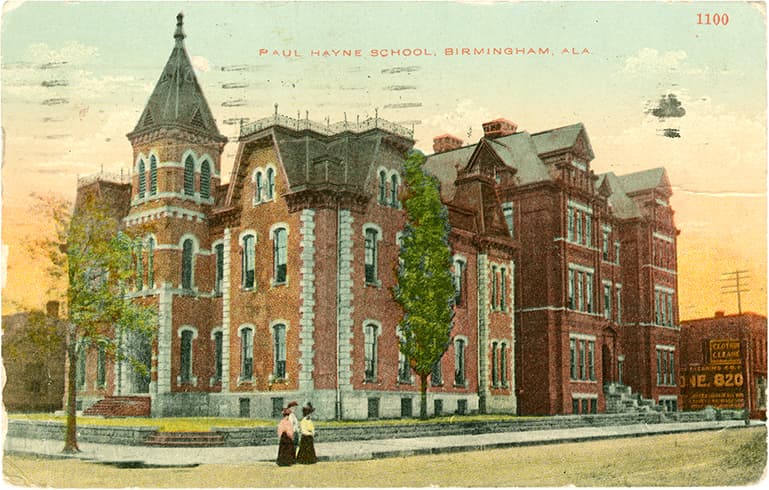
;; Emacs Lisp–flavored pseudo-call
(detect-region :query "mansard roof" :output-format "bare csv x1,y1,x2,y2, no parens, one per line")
531,122,594,160
128,14,224,141
595,172,642,219
616,167,670,196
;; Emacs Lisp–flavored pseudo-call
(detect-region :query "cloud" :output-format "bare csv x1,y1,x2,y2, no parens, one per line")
190,55,210,73
622,48,697,76
27,42,98,66
420,99,494,145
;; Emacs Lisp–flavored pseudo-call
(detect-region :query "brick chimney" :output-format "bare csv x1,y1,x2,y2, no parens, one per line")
432,134,463,154
482,118,518,139
46,300,60,319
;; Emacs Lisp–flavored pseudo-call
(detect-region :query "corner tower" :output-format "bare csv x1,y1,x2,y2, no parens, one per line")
126,13,227,214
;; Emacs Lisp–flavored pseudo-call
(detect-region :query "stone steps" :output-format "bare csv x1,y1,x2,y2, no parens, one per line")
83,396,151,417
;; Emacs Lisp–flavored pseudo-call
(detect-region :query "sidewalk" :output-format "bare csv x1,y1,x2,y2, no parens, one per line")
4,420,763,466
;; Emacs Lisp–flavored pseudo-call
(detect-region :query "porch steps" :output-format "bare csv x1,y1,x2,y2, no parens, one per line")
143,431,226,447
83,396,151,417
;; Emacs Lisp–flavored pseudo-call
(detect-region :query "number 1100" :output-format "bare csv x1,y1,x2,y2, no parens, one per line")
697,13,729,25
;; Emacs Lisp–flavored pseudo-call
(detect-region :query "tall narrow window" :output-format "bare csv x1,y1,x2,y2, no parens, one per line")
570,338,577,379
213,331,223,383
398,347,410,383
585,214,592,246
364,228,378,284
241,327,253,380
267,167,275,200
567,207,575,242
180,330,193,384
379,170,387,204
491,265,498,310
273,227,287,284
576,271,584,311
135,242,143,290
491,341,499,387
500,267,507,311
602,230,609,260
500,342,508,386
96,344,106,388
453,258,465,306
147,237,155,289
273,324,286,379
578,340,586,380
138,160,146,198
616,286,622,324
242,235,255,289
76,342,86,390
502,202,514,238
431,357,442,386
603,283,612,319
364,323,378,382
181,239,194,290
149,156,157,195
454,338,466,386
586,272,594,313
214,243,224,295
184,155,195,196
576,210,583,243
200,160,211,199
615,240,621,264
390,173,399,207
255,171,264,203
588,341,595,380
568,269,575,309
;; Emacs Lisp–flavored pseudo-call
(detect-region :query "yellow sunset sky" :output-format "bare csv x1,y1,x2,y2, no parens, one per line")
1,1,766,319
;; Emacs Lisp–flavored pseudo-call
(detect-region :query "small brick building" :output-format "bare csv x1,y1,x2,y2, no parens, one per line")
680,312,767,418
72,14,681,418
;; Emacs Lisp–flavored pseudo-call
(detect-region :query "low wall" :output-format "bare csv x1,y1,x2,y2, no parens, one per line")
7,408,747,447
5,419,159,446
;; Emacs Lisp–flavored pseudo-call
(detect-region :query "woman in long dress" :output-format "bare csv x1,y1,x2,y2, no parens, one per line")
296,402,317,464
276,408,295,466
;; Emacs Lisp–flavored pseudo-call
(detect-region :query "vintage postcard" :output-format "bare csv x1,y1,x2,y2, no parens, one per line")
1,0,767,487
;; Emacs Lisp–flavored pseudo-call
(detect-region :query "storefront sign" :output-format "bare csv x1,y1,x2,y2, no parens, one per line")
681,340,746,410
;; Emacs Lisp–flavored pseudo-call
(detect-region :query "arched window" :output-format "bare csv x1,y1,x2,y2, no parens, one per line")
240,326,254,380
184,155,195,196
364,227,379,285
180,329,194,384
135,242,143,290
212,330,223,383
379,170,387,204
454,338,466,386
241,234,256,289
149,156,158,195
390,173,399,207
255,171,264,203
200,160,211,199
138,160,146,198
267,167,275,200
273,323,286,378
273,227,287,284
147,237,155,288
364,323,378,382
181,238,194,289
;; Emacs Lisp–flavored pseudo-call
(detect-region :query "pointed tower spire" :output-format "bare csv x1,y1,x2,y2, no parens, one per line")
127,13,224,141
174,12,186,45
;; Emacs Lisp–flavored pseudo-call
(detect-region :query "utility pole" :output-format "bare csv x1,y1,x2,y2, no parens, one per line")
720,270,750,314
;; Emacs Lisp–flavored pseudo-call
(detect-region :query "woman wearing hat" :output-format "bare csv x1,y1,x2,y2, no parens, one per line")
287,400,299,448
276,408,295,466
296,402,317,464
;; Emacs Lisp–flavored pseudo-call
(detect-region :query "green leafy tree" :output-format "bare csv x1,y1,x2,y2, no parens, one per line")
394,150,455,419
31,193,156,453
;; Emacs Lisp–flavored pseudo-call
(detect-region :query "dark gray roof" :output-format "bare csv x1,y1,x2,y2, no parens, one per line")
130,14,222,139
487,133,552,185
595,172,641,219
423,145,477,201
616,167,667,194
531,123,585,155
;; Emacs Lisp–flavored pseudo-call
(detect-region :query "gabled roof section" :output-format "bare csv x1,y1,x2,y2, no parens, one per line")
486,133,552,185
423,144,477,201
617,167,670,196
129,14,223,140
595,172,641,219
531,122,594,160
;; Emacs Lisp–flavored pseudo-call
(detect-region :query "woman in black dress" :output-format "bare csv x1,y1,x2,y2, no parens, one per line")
296,403,317,464
276,408,295,466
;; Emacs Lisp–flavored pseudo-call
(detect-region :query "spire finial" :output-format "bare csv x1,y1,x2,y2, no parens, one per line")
174,12,186,43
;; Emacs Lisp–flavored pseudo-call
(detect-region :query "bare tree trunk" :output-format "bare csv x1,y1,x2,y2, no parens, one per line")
420,373,428,419
63,324,79,453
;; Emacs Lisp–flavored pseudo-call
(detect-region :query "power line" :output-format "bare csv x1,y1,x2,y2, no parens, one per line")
720,270,750,314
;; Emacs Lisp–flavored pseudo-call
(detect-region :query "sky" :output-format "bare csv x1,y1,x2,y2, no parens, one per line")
1,0,766,319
